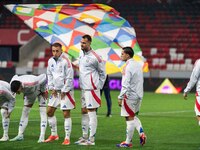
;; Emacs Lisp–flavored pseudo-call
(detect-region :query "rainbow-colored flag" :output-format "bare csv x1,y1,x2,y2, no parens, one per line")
5,4,148,74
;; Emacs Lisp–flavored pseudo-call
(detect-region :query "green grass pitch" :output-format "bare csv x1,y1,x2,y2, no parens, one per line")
0,90,199,150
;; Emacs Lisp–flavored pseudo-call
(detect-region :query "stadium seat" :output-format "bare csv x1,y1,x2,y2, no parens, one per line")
27,61,33,68
185,58,192,65
38,51,45,58
179,64,186,71
169,48,177,55
159,58,166,66
166,64,173,71
7,61,13,68
38,61,45,68
177,53,184,61
150,48,157,55
173,64,180,71
1,61,7,68
186,64,193,71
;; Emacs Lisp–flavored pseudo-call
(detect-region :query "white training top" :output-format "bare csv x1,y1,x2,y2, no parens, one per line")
11,74,47,94
184,59,200,95
79,50,106,90
47,53,74,92
118,58,144,100
0,80,15,106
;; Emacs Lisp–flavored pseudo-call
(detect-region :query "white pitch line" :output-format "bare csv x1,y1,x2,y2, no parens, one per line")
140,110,193,115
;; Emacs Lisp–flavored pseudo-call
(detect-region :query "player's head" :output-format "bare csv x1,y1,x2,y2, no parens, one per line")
10,80,22,94
121,47,134,61
81,34,92,52
51,42,62,59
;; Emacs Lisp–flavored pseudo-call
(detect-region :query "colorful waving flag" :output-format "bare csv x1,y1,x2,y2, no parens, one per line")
5,4,148,74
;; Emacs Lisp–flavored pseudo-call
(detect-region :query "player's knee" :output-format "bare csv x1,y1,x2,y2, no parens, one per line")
63,110,70,118
1,108,8,118
47,111,54,117
81,108,88,114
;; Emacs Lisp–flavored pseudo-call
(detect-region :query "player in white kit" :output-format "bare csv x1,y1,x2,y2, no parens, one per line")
44,42,75,145
116,47,146,148
0,80,16,141
9,74,48,143
183,59,200,126
75,34,106,146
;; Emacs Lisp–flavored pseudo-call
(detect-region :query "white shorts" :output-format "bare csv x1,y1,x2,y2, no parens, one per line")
81,90,86,108
195,96,200,116
48,91,75,110
82,90,101,109
121,96,142,117
0,101,14,113
24,94,46,107
23,85,47,106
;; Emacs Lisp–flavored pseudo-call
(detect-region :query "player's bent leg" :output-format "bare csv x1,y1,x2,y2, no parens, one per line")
62,110,71,145
38,106,47,143
140,133,147,146
9,135,24,142
10,105,32,142
74,108,89,144
45,107,59,143
0,108,10,141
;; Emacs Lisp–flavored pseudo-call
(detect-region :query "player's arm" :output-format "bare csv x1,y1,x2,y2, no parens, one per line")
61,61,74,99
97,59,106,90
183,60,200,99
118,67,132,100
47,60,54,91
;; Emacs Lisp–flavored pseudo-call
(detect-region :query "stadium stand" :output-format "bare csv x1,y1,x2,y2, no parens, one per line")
0,0,200,74
111,0,200,71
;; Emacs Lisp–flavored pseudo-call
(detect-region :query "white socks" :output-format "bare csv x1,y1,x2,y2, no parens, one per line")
48,116,57,136
125,120,135,144
39,107,47,140
125,116,144,144
64,118,72,139
1,109,10,137
133,116,144,136
18,107,31,136
82,114,89,139
88,111,97,142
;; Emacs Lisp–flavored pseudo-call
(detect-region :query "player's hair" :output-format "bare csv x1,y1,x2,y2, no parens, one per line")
82,34,92,42
51,42,62,48
10,80,21,92
122,47,134,58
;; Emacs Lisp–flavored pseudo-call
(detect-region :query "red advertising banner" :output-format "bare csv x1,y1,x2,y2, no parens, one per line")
0,29,35,45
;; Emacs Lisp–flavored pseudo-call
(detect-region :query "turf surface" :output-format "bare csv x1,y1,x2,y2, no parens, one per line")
0,90,199,150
